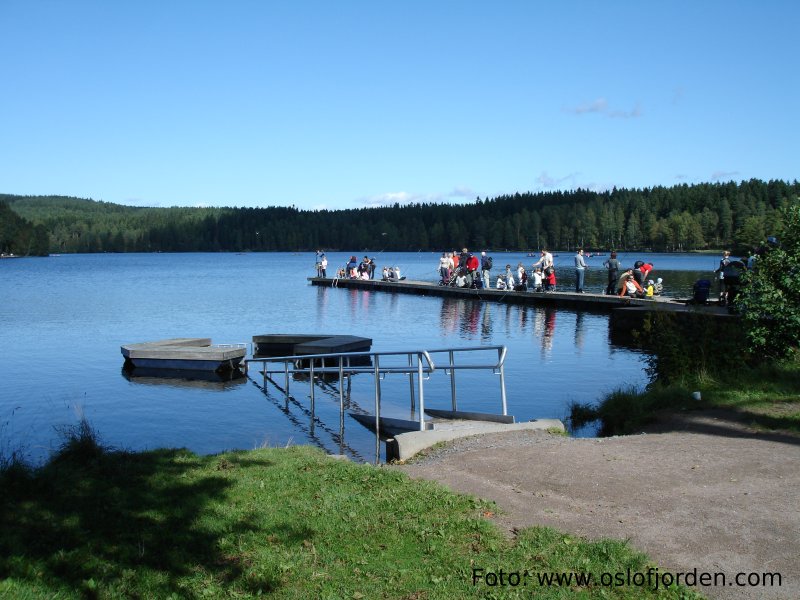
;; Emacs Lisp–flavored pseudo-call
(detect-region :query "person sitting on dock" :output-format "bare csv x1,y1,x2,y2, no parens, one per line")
496,275,507,290
455,271,467,288
347,256,358,278
617,269,634,292
619,274,645,298
654,277,663,295
646,280,655,298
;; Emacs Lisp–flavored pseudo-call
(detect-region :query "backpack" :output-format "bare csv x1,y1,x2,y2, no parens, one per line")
485,256,493,270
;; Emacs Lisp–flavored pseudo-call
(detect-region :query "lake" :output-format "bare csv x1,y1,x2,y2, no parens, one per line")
0,251,722,463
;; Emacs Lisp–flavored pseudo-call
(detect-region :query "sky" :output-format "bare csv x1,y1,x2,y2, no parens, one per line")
1,1,798,211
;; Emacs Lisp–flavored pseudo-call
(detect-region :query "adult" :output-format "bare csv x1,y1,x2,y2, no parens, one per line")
603,251,621,295
319,253,328,278
438,252,450,284
369,258,377,279
715,250,731,305
480,251,493,289
632,261,646,286
532,249,554,271
617,269,634,294
466,252,480,287
347,256,358,278
574,248,587,293
619,274,645,298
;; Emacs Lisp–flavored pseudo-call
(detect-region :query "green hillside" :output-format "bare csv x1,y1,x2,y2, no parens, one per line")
3,179,798,254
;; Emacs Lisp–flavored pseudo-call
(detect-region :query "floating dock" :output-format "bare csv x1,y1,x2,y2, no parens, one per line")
252,333,372,357
121,338,247,373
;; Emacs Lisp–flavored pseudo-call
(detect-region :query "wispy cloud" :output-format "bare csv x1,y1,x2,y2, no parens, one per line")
569,98,608,115
536,171,579,189
358,186,477,208
711,170,739,181
535,171,617,194
565,97,642,119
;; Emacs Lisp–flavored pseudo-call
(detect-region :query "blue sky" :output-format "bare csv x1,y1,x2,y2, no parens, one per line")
1,1,797,210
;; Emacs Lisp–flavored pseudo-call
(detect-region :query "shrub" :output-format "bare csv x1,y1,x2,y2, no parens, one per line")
736,199,800,358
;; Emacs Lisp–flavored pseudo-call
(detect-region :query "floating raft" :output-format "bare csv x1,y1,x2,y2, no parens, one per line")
121,338,247,373
252,333,372,358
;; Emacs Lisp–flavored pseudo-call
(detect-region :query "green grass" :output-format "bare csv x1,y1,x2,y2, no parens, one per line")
0,426,702,599
570,355,800,436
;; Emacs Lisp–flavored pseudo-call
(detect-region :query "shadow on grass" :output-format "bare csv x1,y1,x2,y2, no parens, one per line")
0,437,279,597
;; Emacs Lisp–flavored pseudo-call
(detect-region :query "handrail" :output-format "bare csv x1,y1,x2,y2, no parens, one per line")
246,349,435,433
244,345,508,440
422,346,507,413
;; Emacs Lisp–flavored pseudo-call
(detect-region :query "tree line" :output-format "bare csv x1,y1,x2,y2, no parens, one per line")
2,179,798,256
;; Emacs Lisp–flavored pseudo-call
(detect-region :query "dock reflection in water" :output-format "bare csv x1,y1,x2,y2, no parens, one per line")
122,367,247,390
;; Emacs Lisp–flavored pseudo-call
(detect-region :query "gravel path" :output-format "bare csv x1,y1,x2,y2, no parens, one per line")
394,411,799,599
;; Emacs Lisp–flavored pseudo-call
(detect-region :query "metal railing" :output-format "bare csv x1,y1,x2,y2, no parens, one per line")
244,345,507,435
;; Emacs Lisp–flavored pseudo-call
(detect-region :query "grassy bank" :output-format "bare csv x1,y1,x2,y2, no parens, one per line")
0,425,701,599
571,355,800,436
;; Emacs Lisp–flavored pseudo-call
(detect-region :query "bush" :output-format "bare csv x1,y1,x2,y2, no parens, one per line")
736,199,800,358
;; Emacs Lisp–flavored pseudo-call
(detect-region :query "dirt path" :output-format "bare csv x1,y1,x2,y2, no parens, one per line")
394,411,799,599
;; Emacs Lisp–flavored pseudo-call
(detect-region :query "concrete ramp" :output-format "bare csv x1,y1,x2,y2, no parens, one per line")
386,418,565,462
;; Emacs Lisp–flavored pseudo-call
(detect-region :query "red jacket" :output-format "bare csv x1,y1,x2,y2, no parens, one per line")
466,255,479,272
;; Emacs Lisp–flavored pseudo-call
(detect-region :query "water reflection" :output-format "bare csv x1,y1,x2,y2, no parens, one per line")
574,311,586,352
122,367,247,390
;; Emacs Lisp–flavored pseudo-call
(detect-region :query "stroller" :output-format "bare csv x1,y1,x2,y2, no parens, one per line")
692,279,711,304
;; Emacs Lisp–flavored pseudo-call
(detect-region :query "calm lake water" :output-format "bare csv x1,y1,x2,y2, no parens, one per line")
0,251,721,463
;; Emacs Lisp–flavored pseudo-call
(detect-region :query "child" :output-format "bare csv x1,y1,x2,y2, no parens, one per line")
496,275,507,290
654,277,663,295
531,268,543,292
646,280,655,298
545,267,556,292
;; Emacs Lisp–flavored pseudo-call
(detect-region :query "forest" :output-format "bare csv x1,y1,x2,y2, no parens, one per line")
2,179,798,256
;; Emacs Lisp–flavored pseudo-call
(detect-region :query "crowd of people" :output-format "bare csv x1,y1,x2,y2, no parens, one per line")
314,243,780,306
315,247,669,297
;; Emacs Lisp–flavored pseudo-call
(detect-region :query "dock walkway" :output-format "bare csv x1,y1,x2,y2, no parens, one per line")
308,277,732,317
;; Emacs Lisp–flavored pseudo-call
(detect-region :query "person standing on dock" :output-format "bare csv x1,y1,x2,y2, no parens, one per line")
532,249,554,272
480,251,493,288
320,253,328,278
715,250,731,305
603,251,621,295
574,248,587,293
439,252,450,284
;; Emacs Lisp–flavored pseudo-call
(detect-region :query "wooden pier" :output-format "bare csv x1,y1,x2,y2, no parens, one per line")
307,276,731,316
